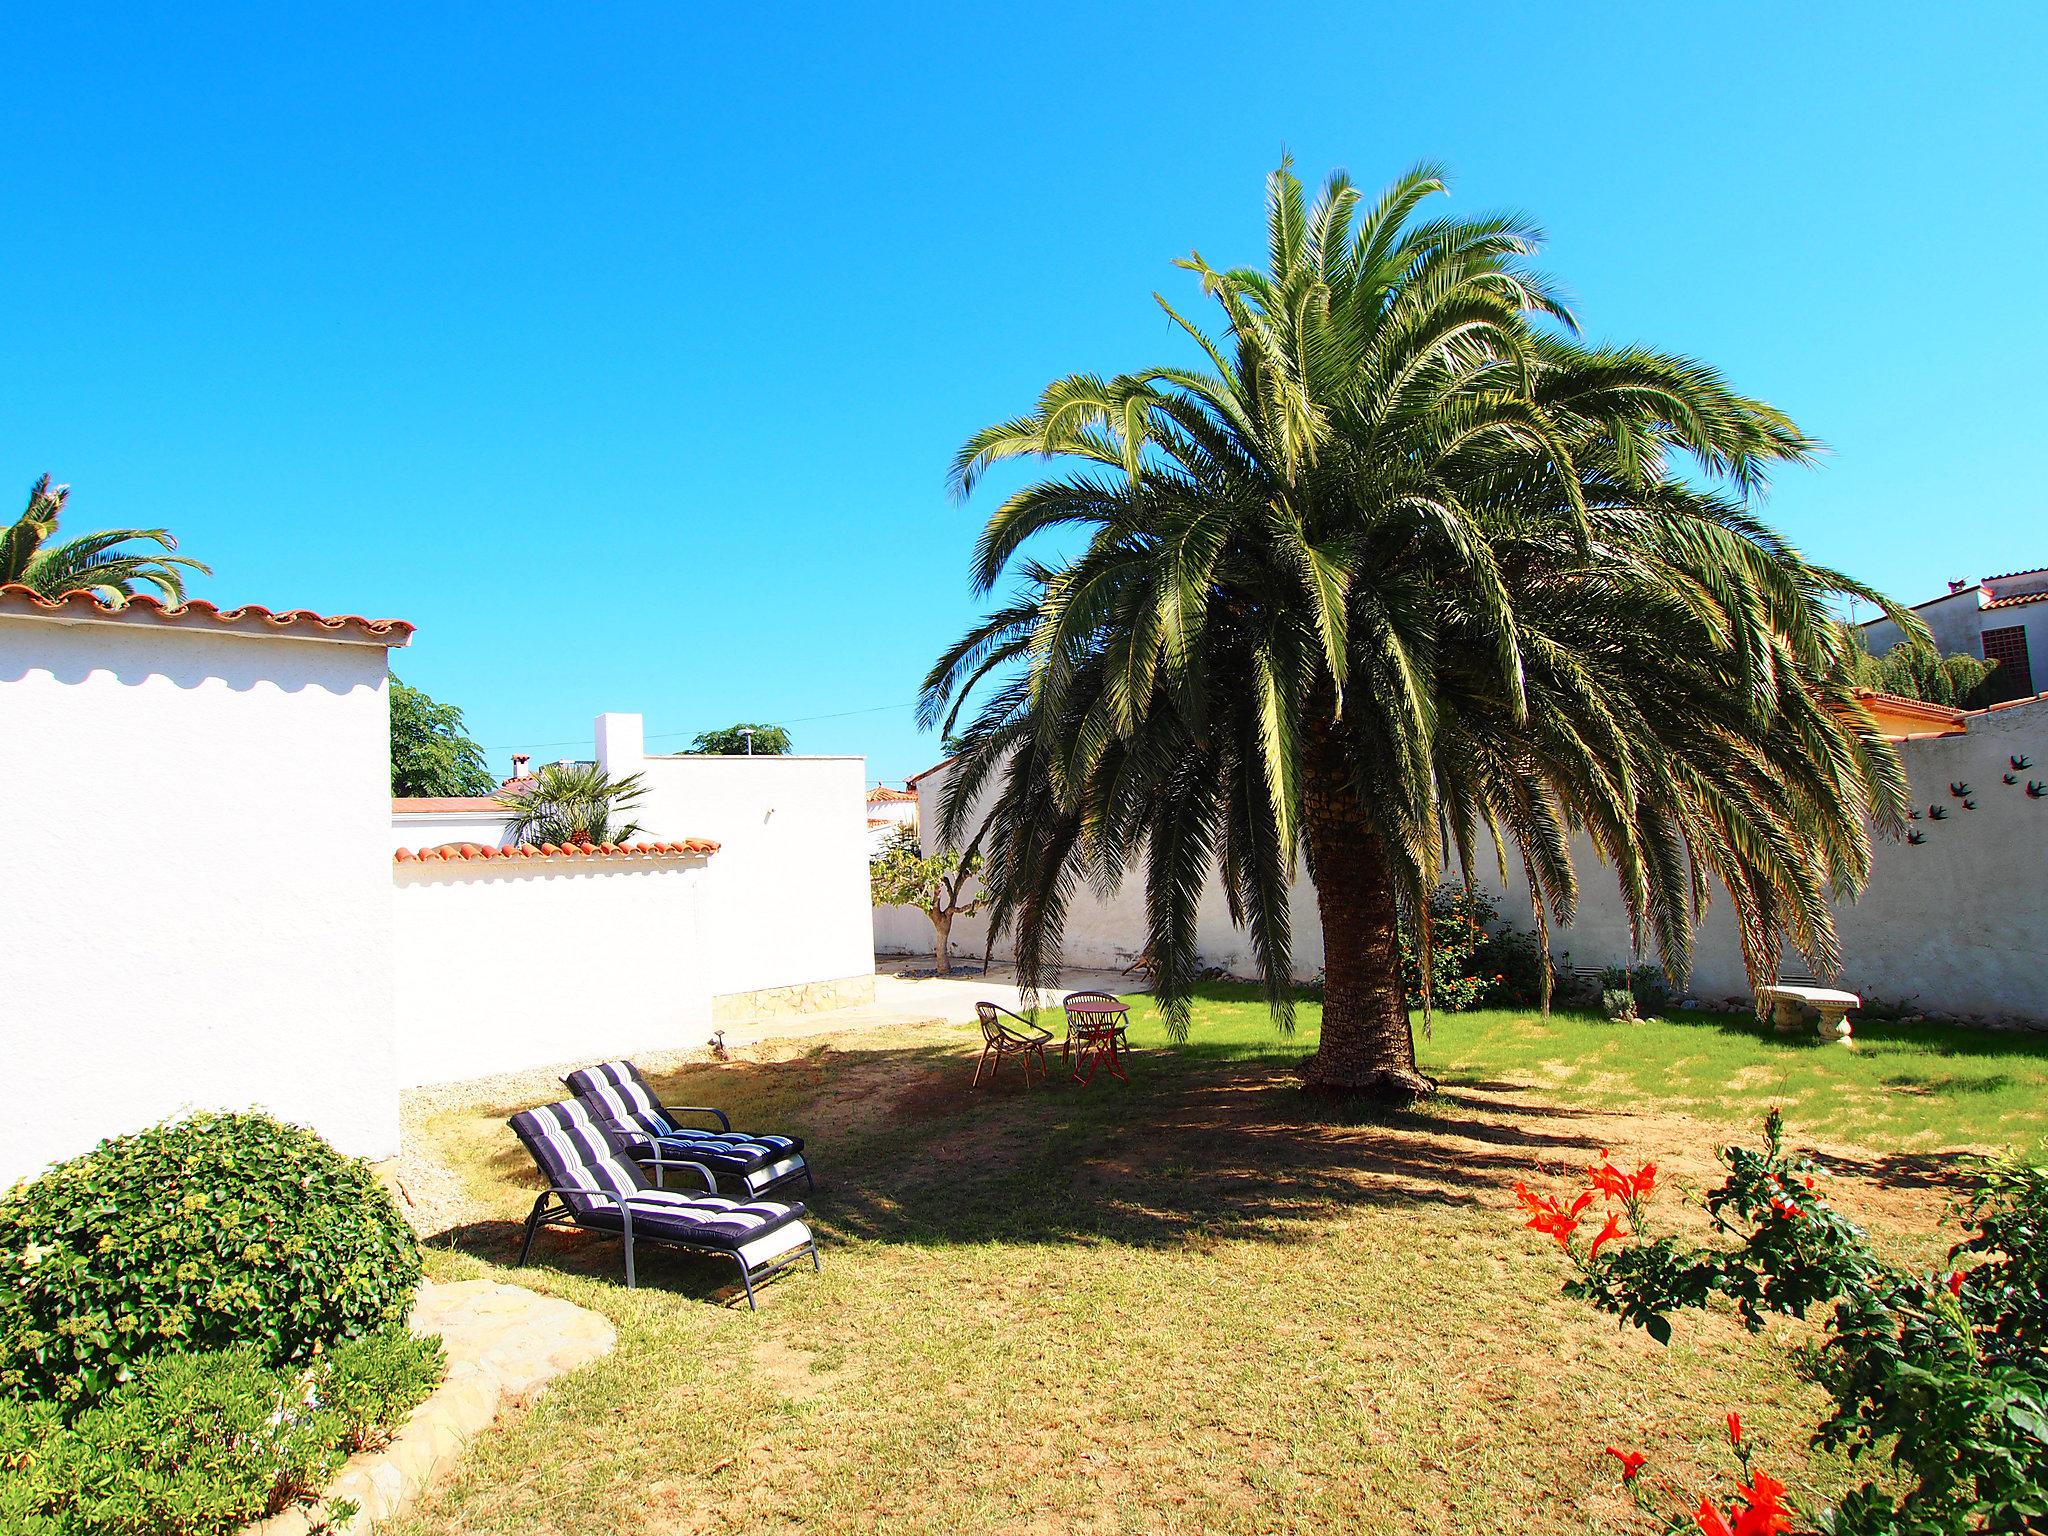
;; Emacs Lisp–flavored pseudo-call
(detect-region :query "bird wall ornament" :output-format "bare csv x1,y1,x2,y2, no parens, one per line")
2028,781,2047,800
1928,805,1949,820
1909,809,1922,820
1907,829,1927,845
1963,798,1977,810
1950,782,1971,798
2005,773,2019,785
2013,755,2033,771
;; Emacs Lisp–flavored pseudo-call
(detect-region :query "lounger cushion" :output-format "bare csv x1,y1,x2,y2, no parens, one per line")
576,1190,809,1253
565,1059,807,1154
625,1128,805,1179
509,1100,648,1219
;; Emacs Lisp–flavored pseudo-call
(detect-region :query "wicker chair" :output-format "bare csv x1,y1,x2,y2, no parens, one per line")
974,1001,1054,1088
1059,989,1130,1063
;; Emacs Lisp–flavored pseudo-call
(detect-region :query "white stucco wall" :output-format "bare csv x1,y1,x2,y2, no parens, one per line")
393,807,513,846
874,757,1326,979
391,855,714,1086
594,719,875,999
1,610,400,1187
887,700,2048,1024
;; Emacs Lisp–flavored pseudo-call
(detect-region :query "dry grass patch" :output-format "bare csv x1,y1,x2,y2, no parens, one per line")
384,998,2029,1535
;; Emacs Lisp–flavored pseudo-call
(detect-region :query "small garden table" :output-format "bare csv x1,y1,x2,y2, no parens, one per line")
1063,996,1131,1084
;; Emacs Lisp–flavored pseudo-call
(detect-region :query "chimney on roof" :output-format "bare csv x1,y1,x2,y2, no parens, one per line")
511,753,530,780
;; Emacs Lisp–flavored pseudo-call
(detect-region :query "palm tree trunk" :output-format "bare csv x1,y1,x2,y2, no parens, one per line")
1299,728,1433,1100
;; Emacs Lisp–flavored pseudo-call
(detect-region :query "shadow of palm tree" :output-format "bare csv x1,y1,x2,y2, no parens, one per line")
423,1035,1613,1268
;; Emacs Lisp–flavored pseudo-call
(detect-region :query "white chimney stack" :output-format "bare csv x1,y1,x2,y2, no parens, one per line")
510,753,531,782
594,713,646,780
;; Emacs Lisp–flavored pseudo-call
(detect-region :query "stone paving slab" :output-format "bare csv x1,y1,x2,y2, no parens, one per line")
245,1279,614,1536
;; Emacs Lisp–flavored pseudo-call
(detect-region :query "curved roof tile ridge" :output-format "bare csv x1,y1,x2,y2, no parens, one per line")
394,838,719,865
0,583,415,643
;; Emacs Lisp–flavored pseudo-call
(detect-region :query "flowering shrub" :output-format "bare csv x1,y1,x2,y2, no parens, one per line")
1514,1111,2048,1534
0,1110,421,1408
1399,883,1546,1011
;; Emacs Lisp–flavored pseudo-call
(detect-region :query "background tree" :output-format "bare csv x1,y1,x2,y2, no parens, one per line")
923,160,1913,1099
1840,626,1997,708
870,825,987,975
498,762,648,846
2,473,210,603
389,676,496,797
690,723,792,755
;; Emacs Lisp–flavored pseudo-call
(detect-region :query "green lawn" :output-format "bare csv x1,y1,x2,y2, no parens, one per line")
1136,986,2048,1157
389,995,2044,1535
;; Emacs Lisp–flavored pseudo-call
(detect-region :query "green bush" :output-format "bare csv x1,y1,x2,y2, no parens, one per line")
0,1111,422,1408
1398,883,1549,1011
0,1328,442,1536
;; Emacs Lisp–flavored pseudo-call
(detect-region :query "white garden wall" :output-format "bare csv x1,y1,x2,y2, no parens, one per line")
0,600,403,1186
598,721,876,1006
391,853,714,1087
887,696,2048,1026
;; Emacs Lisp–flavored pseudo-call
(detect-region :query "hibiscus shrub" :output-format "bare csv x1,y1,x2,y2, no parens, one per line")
1398,883,1547,1011
1515,1111,2048,1535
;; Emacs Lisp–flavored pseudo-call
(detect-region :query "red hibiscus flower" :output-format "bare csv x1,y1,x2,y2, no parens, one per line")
1514,1181,1582,1248
1947,1270,1965,1297
1588,1214,1627,1262
1604,1445,1648,1481
1727,1411,1742,1445
1694,1495,1736,1536
1731,1469,1793,1535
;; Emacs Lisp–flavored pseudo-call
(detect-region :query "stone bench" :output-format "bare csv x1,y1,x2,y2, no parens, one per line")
1756,983,1860,1044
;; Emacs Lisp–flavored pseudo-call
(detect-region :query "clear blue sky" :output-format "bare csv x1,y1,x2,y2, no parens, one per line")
6,4,2043,787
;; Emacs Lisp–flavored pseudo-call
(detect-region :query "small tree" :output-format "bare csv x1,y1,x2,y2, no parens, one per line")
498,762,648,846
389,676,496,797
871,826,987,975
691,723,792,755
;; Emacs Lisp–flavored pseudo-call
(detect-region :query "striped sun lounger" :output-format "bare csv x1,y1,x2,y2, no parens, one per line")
508,1097,818,1307
563,1058,812,1198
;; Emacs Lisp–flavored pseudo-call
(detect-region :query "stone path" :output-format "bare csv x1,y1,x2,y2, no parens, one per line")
246,1279,614,1536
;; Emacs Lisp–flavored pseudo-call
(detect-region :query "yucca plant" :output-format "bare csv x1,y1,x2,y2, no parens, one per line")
2,474,210,603
922,160,1918,1099
498,762,648,847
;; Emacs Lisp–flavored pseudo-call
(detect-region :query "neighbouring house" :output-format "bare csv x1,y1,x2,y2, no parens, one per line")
880,692,2048,1026
2,582,879,1189
1861,567,2048,703
866,784,919,828
865,783,918,855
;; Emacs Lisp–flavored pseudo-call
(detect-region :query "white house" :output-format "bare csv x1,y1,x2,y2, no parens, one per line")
1,584,412,1185
1862,566,2048,703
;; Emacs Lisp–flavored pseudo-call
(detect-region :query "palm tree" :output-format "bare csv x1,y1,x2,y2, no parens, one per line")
921,161,1916,1100
2,474,210,603
497,761,649,847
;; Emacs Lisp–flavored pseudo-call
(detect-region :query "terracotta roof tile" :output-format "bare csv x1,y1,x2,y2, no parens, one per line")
1848,688,1967,738
866,786,918,803
0,582,414,643
1983,566,2048,583
394,839,719,864
1985,590,2048,610
393,796,511,813
904,752,961,787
